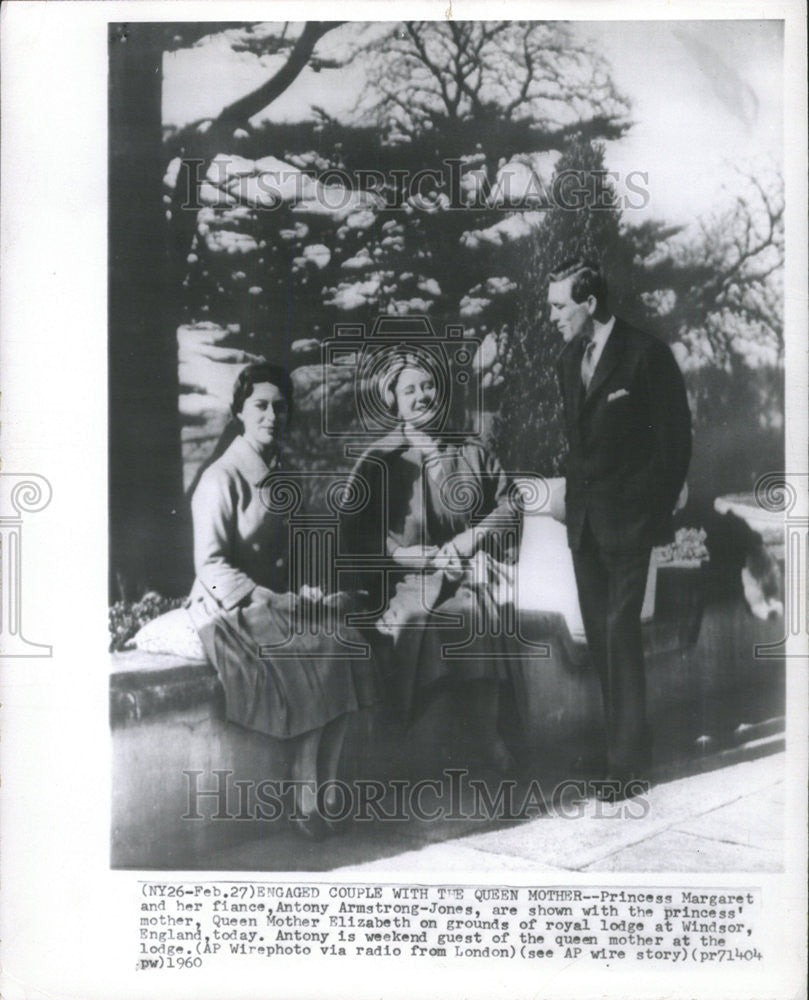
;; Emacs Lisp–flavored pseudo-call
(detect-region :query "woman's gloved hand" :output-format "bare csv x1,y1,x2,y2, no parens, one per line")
391,544,440,568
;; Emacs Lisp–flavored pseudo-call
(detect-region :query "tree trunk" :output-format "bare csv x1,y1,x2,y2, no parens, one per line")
109,23,191,600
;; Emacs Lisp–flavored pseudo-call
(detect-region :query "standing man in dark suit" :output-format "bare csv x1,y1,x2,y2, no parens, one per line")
549,259,692,799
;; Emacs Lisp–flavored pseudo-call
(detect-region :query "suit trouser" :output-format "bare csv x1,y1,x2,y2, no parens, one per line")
571,522,652,776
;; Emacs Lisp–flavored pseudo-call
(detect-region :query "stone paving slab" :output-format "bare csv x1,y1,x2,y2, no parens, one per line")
671,788,784,856
458,754,782,872
197,825,421,872
196,753,784,874
334,842,569,874
583,828,782,873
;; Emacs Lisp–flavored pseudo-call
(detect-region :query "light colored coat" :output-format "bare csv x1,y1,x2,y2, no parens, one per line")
188,435,289,629
186,434,376,738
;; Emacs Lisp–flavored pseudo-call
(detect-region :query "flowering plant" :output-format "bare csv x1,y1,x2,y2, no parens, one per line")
655,527,709,565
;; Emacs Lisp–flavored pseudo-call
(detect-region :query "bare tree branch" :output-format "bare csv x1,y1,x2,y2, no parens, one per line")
656,167,784,364
216,22,344,130
359,21,630,146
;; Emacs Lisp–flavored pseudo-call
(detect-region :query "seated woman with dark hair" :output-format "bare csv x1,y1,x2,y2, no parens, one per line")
344,347,522,773
188,362,375,840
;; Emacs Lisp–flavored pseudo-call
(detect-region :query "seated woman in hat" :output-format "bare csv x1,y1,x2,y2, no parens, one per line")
343,347,522,773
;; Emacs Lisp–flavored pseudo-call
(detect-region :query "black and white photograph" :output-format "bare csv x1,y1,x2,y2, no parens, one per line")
1,2,806,999
108,15,789,873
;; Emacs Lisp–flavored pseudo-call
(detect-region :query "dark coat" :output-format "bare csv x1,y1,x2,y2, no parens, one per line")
556,319,692,554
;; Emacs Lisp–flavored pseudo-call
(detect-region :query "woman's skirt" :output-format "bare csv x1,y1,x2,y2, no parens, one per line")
197,592,377,739
379,558,519,724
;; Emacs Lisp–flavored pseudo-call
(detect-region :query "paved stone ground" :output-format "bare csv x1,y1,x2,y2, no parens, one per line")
197,747,784,874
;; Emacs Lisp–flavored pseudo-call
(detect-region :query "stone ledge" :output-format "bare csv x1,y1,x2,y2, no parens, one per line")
110,652,222,726
110,581,785,868
109,564,705,728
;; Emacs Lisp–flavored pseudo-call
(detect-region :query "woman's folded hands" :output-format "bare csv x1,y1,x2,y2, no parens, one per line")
391,544,440,568
390,542,466,575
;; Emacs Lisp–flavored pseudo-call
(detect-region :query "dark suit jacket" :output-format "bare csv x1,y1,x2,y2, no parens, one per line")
556,318,692,554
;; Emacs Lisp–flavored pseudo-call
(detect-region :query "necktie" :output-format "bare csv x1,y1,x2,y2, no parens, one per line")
581,338,597,390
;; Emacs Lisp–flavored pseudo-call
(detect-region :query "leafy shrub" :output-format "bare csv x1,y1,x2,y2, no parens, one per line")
109,591,185,652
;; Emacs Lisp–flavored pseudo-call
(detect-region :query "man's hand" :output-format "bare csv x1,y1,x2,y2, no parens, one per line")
674,481,688,513
299,584,325,602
